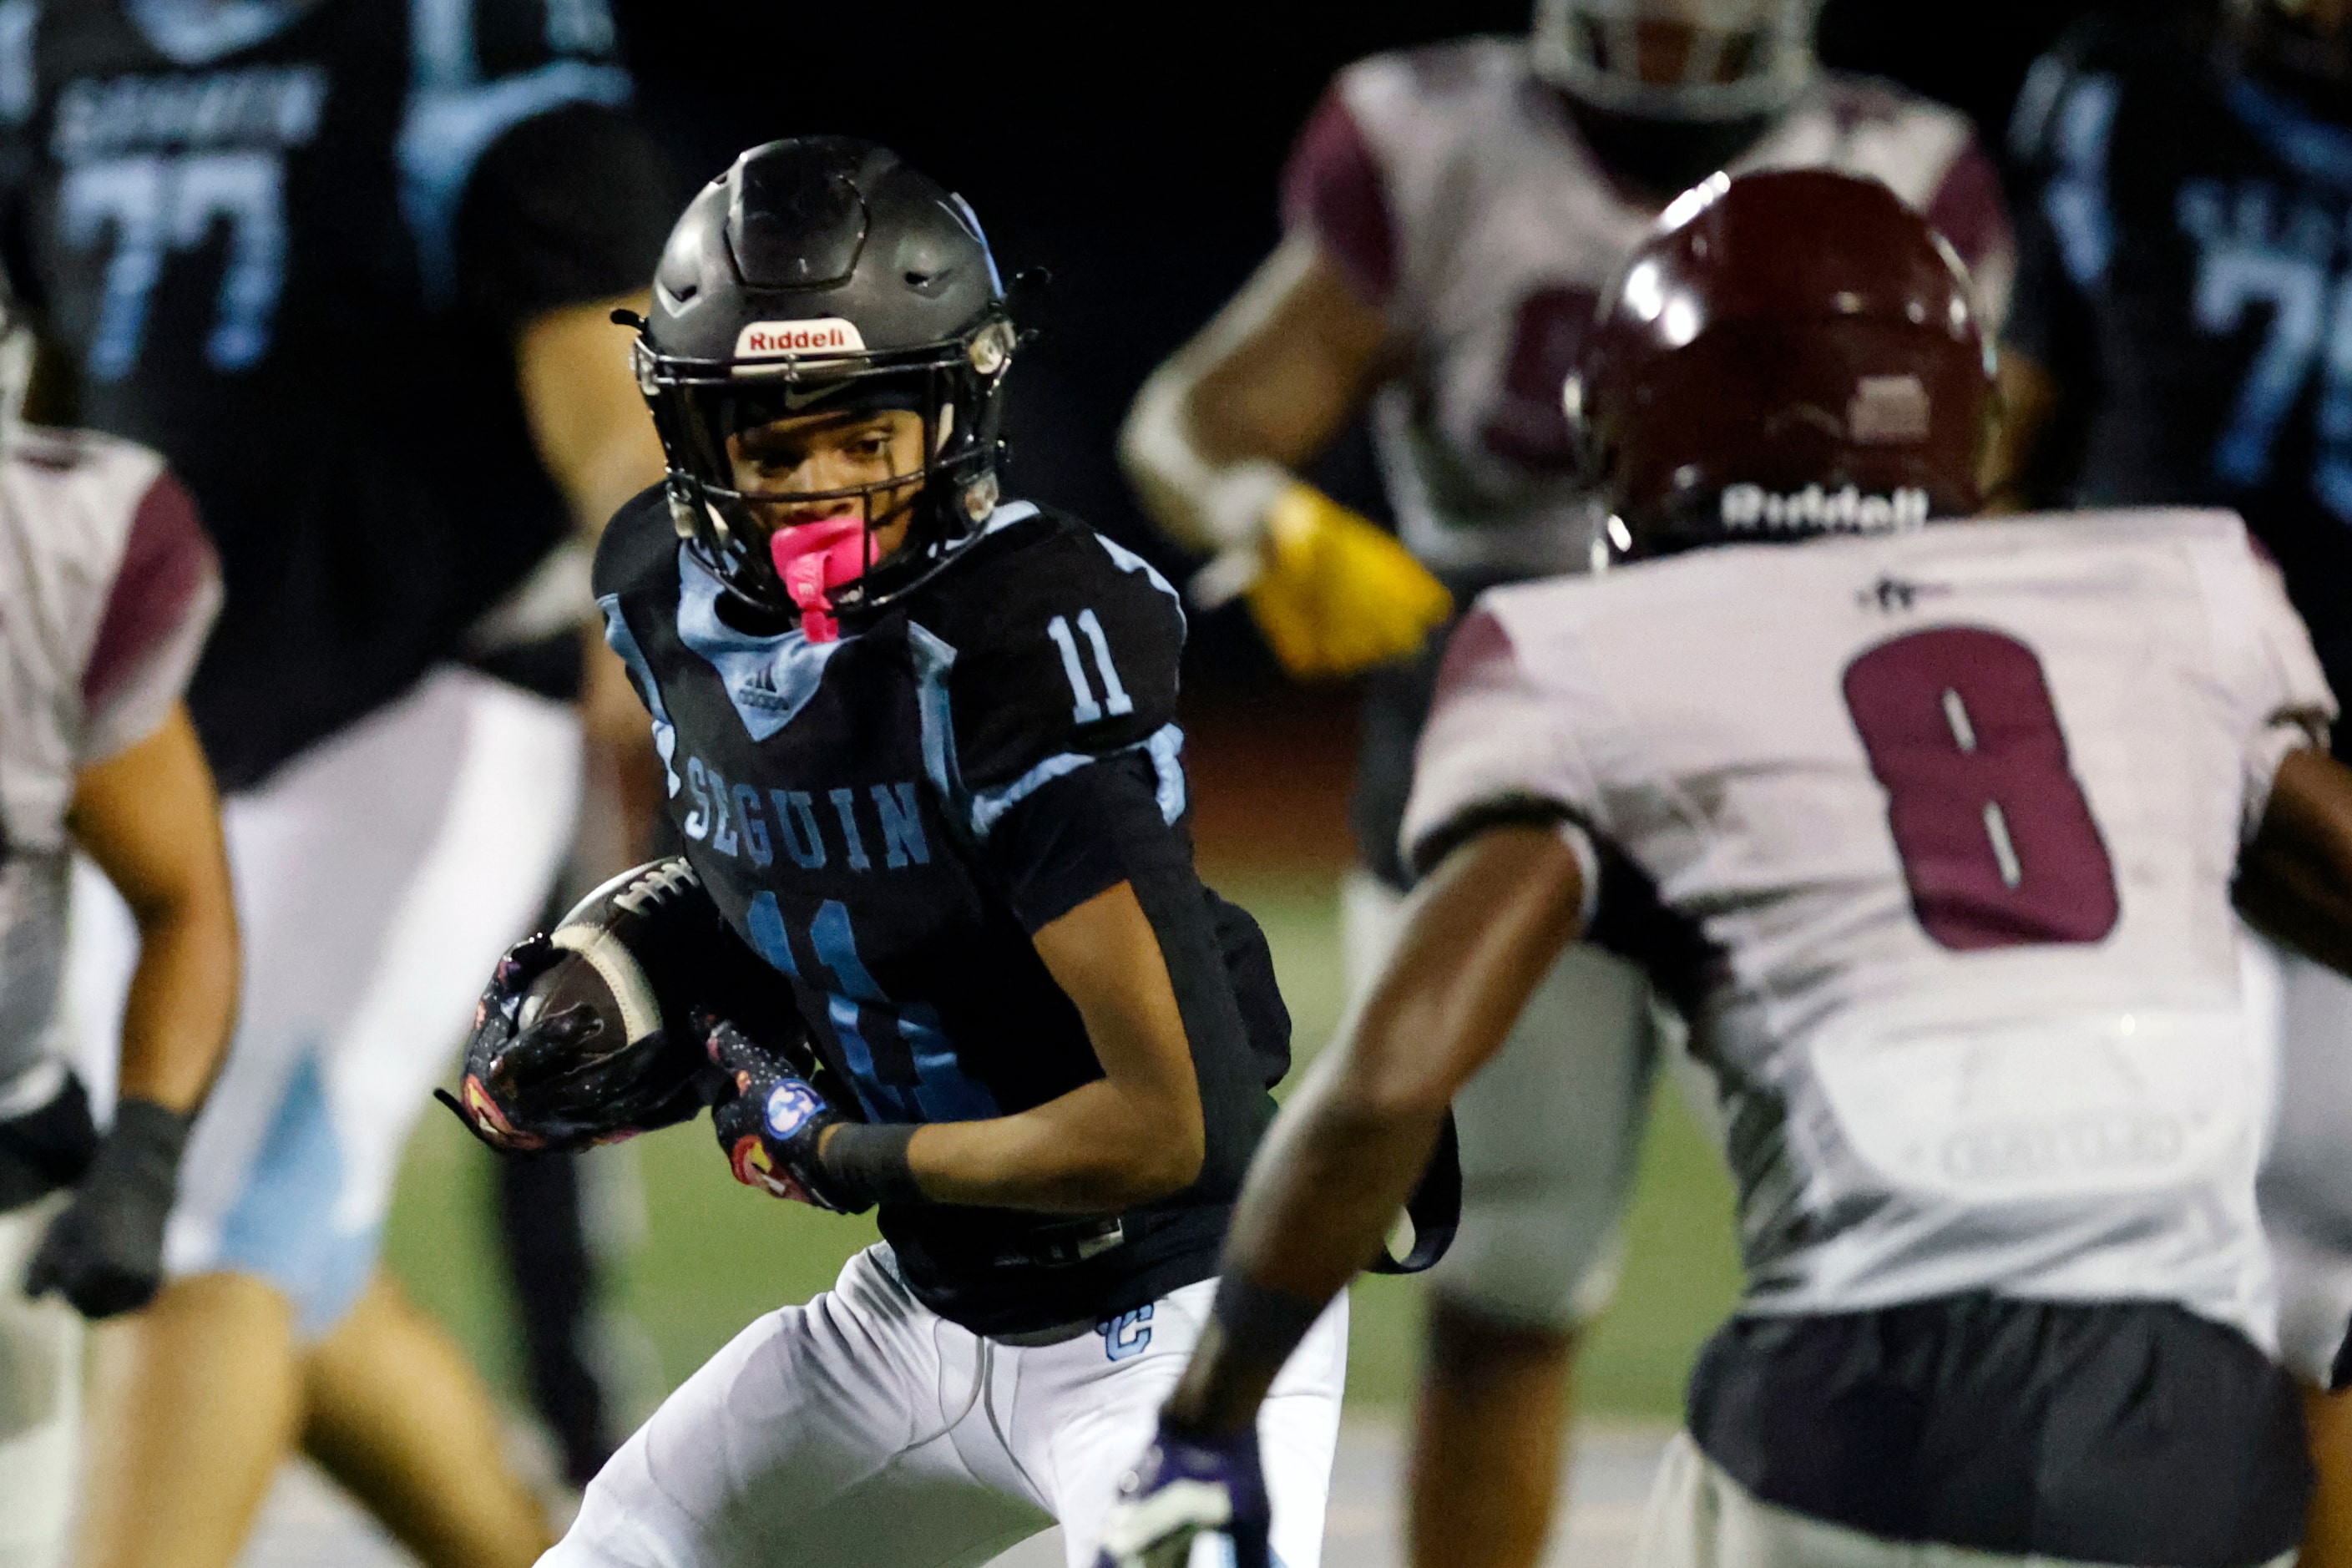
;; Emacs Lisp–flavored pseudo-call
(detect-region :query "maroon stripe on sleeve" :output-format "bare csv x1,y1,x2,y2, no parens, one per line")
1428,604,1515,711
83,467,216,711
1924,139,2013,277
1281,85,1400,307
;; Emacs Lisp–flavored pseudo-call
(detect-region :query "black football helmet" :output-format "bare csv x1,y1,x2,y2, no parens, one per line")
630,138,1017,622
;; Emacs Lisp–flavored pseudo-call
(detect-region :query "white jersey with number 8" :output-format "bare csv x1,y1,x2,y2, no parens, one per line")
1402,509,2334,1351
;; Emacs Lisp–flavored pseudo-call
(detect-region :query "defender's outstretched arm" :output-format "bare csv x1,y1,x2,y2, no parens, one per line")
1160,824,1586,1437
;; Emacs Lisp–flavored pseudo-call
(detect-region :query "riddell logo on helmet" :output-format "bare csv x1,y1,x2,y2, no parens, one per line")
1719,484,1930,535
735,319,867,358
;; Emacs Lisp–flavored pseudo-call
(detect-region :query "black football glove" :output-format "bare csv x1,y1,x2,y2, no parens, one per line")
436,932,720,1154
0,1070,100,1211
24,1097,188,1319
705,1014,863,1212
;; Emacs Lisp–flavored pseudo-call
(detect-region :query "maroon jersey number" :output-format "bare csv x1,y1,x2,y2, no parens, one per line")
1480,286,1599,471
1842,626,2119,951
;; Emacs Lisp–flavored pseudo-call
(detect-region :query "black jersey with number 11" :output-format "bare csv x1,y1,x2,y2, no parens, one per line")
594,492,1290,1336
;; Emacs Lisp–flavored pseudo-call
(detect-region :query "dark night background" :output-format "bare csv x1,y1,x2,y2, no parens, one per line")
607,0,2158,684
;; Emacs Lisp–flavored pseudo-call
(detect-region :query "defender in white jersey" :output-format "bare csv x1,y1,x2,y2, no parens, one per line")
0,422,235,1568
1100,170,2344,1568
1119,4,2014,1558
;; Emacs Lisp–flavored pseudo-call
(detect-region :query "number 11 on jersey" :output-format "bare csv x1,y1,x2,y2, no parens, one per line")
1048,609,1133,725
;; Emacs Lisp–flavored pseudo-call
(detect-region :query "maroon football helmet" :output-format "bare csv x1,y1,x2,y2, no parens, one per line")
1567,167,1995,559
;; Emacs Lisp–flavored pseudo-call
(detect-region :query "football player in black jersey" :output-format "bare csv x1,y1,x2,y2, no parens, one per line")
443,137,1352,1568
0,0,675,1563
2000,6,2352,1565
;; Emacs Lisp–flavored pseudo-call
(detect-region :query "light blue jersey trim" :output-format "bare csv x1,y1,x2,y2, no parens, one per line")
908,621,965,809
398,0,631,307
970,751,1095,837
126,0,315,64
977,498,1040,537
674,544,844,741
1146,722,1186,823
964,722,1188,840
1092,530,1186,635
598,593,683,798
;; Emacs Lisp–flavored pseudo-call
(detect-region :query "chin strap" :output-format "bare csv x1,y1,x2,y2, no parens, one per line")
768,515,868,642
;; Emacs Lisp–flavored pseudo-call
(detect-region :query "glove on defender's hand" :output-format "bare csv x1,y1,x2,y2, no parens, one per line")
24,1096,189,1319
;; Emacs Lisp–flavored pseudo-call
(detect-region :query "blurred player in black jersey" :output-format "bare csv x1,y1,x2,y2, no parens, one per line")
442,136,1360,1568
0,0,673,1563
2002,5,2352,1565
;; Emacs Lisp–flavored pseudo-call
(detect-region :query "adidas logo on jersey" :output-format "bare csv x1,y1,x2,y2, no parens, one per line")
734,319,867,359
1719,483,1930,536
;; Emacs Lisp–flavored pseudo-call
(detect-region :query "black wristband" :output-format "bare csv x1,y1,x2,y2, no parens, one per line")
819,1122,924,1210
94,1098,192,1201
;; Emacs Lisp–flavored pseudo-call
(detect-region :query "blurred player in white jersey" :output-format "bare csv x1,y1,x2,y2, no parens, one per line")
0,422,235,1568
1120,4,2011,1561
1100,168,2348,1568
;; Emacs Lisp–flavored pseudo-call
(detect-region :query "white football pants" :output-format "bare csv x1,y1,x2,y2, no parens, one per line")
67,665,579,1336
549,1244,1348,1568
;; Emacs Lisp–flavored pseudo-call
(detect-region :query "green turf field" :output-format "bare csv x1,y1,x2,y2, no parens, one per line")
382,871,1743,1424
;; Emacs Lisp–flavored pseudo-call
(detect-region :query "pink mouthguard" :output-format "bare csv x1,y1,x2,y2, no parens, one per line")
768,515,867,642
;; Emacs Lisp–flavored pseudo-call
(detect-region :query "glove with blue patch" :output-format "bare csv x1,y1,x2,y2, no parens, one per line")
1095,1419,1270,1568
704,1014,862,1213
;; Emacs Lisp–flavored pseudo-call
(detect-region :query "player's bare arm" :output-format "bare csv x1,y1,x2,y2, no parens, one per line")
1120,236,1391,549
64,702,238,1117
894,880,1205,1211
19,702,238,1324
1119,235,1447,678
1161,824,1583,1435
2238,746,2352,974
518,290,668,540
516,290,673,842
